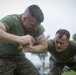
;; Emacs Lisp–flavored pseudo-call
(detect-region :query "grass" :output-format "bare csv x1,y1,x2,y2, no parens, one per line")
62,71,76,75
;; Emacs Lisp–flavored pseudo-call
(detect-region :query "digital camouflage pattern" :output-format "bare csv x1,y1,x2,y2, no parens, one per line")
0,53,40,75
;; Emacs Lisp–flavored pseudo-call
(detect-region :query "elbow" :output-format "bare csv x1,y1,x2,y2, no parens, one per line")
44,42,48,50
42,43,48,52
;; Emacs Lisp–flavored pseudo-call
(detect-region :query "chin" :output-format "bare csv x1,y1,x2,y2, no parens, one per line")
56,49,62,52
28,29,33,32
26,29,32,32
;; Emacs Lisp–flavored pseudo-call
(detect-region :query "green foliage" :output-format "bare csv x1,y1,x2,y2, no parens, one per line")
32,35,50,71
62,71,76,75
73,33,76,41
37,52,48,62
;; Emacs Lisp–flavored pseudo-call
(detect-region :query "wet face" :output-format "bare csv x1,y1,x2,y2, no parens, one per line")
54,34,70,52
22,15,40,32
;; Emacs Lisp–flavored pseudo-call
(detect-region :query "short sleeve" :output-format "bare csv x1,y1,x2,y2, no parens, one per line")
47,39,54,52
34,25,45,38
0,15,15,32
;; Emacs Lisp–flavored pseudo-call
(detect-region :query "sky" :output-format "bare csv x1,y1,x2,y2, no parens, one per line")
0,0,76,65
0,0,76,39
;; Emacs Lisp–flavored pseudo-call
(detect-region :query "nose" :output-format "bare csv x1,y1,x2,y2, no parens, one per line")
57,43,60,47
31,24,35,27
31,23,38,29
30,24,35,29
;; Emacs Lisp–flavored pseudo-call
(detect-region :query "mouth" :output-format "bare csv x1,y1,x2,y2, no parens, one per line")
29,28,33,31
26,28,33,32
57,47,61,50
56,49,62,52
56,47,62,52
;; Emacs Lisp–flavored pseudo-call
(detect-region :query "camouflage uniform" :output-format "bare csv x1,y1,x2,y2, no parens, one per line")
0,52,40,75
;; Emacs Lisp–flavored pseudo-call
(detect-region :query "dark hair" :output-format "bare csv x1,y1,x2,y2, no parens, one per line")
28,4,44,23
56,29,70,39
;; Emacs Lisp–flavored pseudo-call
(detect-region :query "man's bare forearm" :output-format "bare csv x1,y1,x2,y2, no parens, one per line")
0,29,22,44
23,44,47,53
32,45,47,53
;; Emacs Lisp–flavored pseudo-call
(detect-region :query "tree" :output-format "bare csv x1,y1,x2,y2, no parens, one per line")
37,52,48,71
73,33,76,41
32,35,50,73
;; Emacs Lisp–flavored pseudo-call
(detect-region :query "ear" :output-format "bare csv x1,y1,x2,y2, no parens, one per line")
22,15,26,21
67,40,71,45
